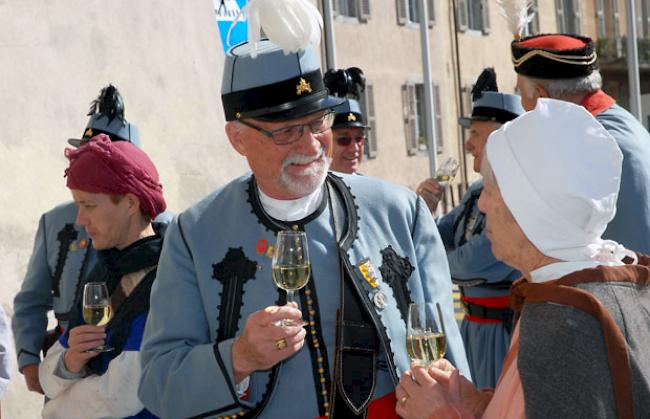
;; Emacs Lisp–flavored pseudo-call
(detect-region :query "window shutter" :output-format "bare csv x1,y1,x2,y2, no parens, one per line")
331,0,339,17
364,83,378,158
359,0,371,21
397,0,408,25
480,0,490,34
596,0,605,37
457,0,468,32
555,0,565,33
645,0,650,36
402,84,418,155
612,0,623,57
526,0,540,35
433,84,443,152
572,0,581,34
428,0,435,27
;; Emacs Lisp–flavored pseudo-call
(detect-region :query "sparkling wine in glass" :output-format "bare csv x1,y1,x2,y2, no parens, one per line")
82,282,114,353
406,303,428,367
423,302,447,363
435,157,460,188
272,230,310,326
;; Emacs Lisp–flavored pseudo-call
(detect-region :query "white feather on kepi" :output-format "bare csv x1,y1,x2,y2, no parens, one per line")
228,0,323,58
485,98,630,263
494,0,536,40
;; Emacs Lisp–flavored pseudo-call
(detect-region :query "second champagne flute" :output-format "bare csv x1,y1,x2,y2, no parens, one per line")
82,282,114,353
272,230,311,327
406,303,428,367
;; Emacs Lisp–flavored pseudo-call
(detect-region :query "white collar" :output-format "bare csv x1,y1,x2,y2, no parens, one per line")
257,187,323,222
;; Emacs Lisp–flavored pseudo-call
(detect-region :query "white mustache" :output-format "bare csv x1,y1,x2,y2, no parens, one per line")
281,148,325,169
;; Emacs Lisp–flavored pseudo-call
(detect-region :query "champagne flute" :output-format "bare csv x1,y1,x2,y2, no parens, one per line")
423,302,447,363
272,230,311,326
435,157,460,188
82,282,114,353
406,303,428,367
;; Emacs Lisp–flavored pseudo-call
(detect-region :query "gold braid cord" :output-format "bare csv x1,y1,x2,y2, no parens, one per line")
512,49,597,67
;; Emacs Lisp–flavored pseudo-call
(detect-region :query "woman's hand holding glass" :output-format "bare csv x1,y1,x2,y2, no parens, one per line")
395,358,492,419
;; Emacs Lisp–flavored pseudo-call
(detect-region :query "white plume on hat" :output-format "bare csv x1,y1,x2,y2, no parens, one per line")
229,0,322,58
486,98,630,263
494,0,536,40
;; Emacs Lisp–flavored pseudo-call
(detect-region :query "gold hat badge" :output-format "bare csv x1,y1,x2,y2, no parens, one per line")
296,78,312,96
347,113,357,122
84,128,93,138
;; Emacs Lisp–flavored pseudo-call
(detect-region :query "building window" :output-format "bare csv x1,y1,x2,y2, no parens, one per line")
433,84,443,152
457,0,490,34
635,0,650,37
402,82,443,155
405,0,418,23
333,0,371,22
555,0,581,34
525,0,540,36
596,0,606,38
337,0,358,18
359,82,378,159
397,0,435,26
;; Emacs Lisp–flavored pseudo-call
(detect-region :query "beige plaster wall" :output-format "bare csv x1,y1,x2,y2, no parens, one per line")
0,1,250,416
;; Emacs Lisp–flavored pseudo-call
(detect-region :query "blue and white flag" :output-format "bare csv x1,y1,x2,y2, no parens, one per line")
214,0,248,53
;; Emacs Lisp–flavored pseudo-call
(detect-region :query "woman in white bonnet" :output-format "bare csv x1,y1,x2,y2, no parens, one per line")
395,98,650,419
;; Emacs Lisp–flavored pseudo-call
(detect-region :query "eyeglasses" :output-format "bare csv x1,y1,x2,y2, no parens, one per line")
335,135,366,147
238,111,335,146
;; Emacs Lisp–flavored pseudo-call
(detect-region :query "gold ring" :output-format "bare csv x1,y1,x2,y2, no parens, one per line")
275,338,287,350
400,395,408,404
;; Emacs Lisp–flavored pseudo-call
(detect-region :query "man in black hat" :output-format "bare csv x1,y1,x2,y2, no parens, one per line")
416,68,524,389
325,67,369,174
511,33,650,255
139,40,469,418
12,85,170,395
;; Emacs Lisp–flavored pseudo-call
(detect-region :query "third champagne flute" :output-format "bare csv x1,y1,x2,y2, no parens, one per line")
272,230,311,326
435,157,460,188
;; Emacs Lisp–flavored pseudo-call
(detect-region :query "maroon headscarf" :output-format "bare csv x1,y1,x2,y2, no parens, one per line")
65,134,166,219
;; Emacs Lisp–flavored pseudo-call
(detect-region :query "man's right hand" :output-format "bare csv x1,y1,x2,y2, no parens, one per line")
22,364,44,394
416,179,445,213
63,325,105,374
231,304,307,383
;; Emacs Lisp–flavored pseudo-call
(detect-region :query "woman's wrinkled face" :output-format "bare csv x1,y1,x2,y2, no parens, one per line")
477,175,529,265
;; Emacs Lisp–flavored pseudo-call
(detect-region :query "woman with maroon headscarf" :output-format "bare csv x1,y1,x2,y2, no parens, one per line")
39,134,166,419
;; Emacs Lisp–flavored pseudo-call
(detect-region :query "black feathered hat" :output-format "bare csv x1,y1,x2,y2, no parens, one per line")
324,67,369,129
458,68,525,128
68,85,140,147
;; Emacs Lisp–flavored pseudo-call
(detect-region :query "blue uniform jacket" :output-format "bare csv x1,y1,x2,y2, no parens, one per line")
596,104,650,254
139,173,469,418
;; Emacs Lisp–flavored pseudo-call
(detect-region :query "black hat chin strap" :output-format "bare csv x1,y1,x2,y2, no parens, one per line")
326,177,379,417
